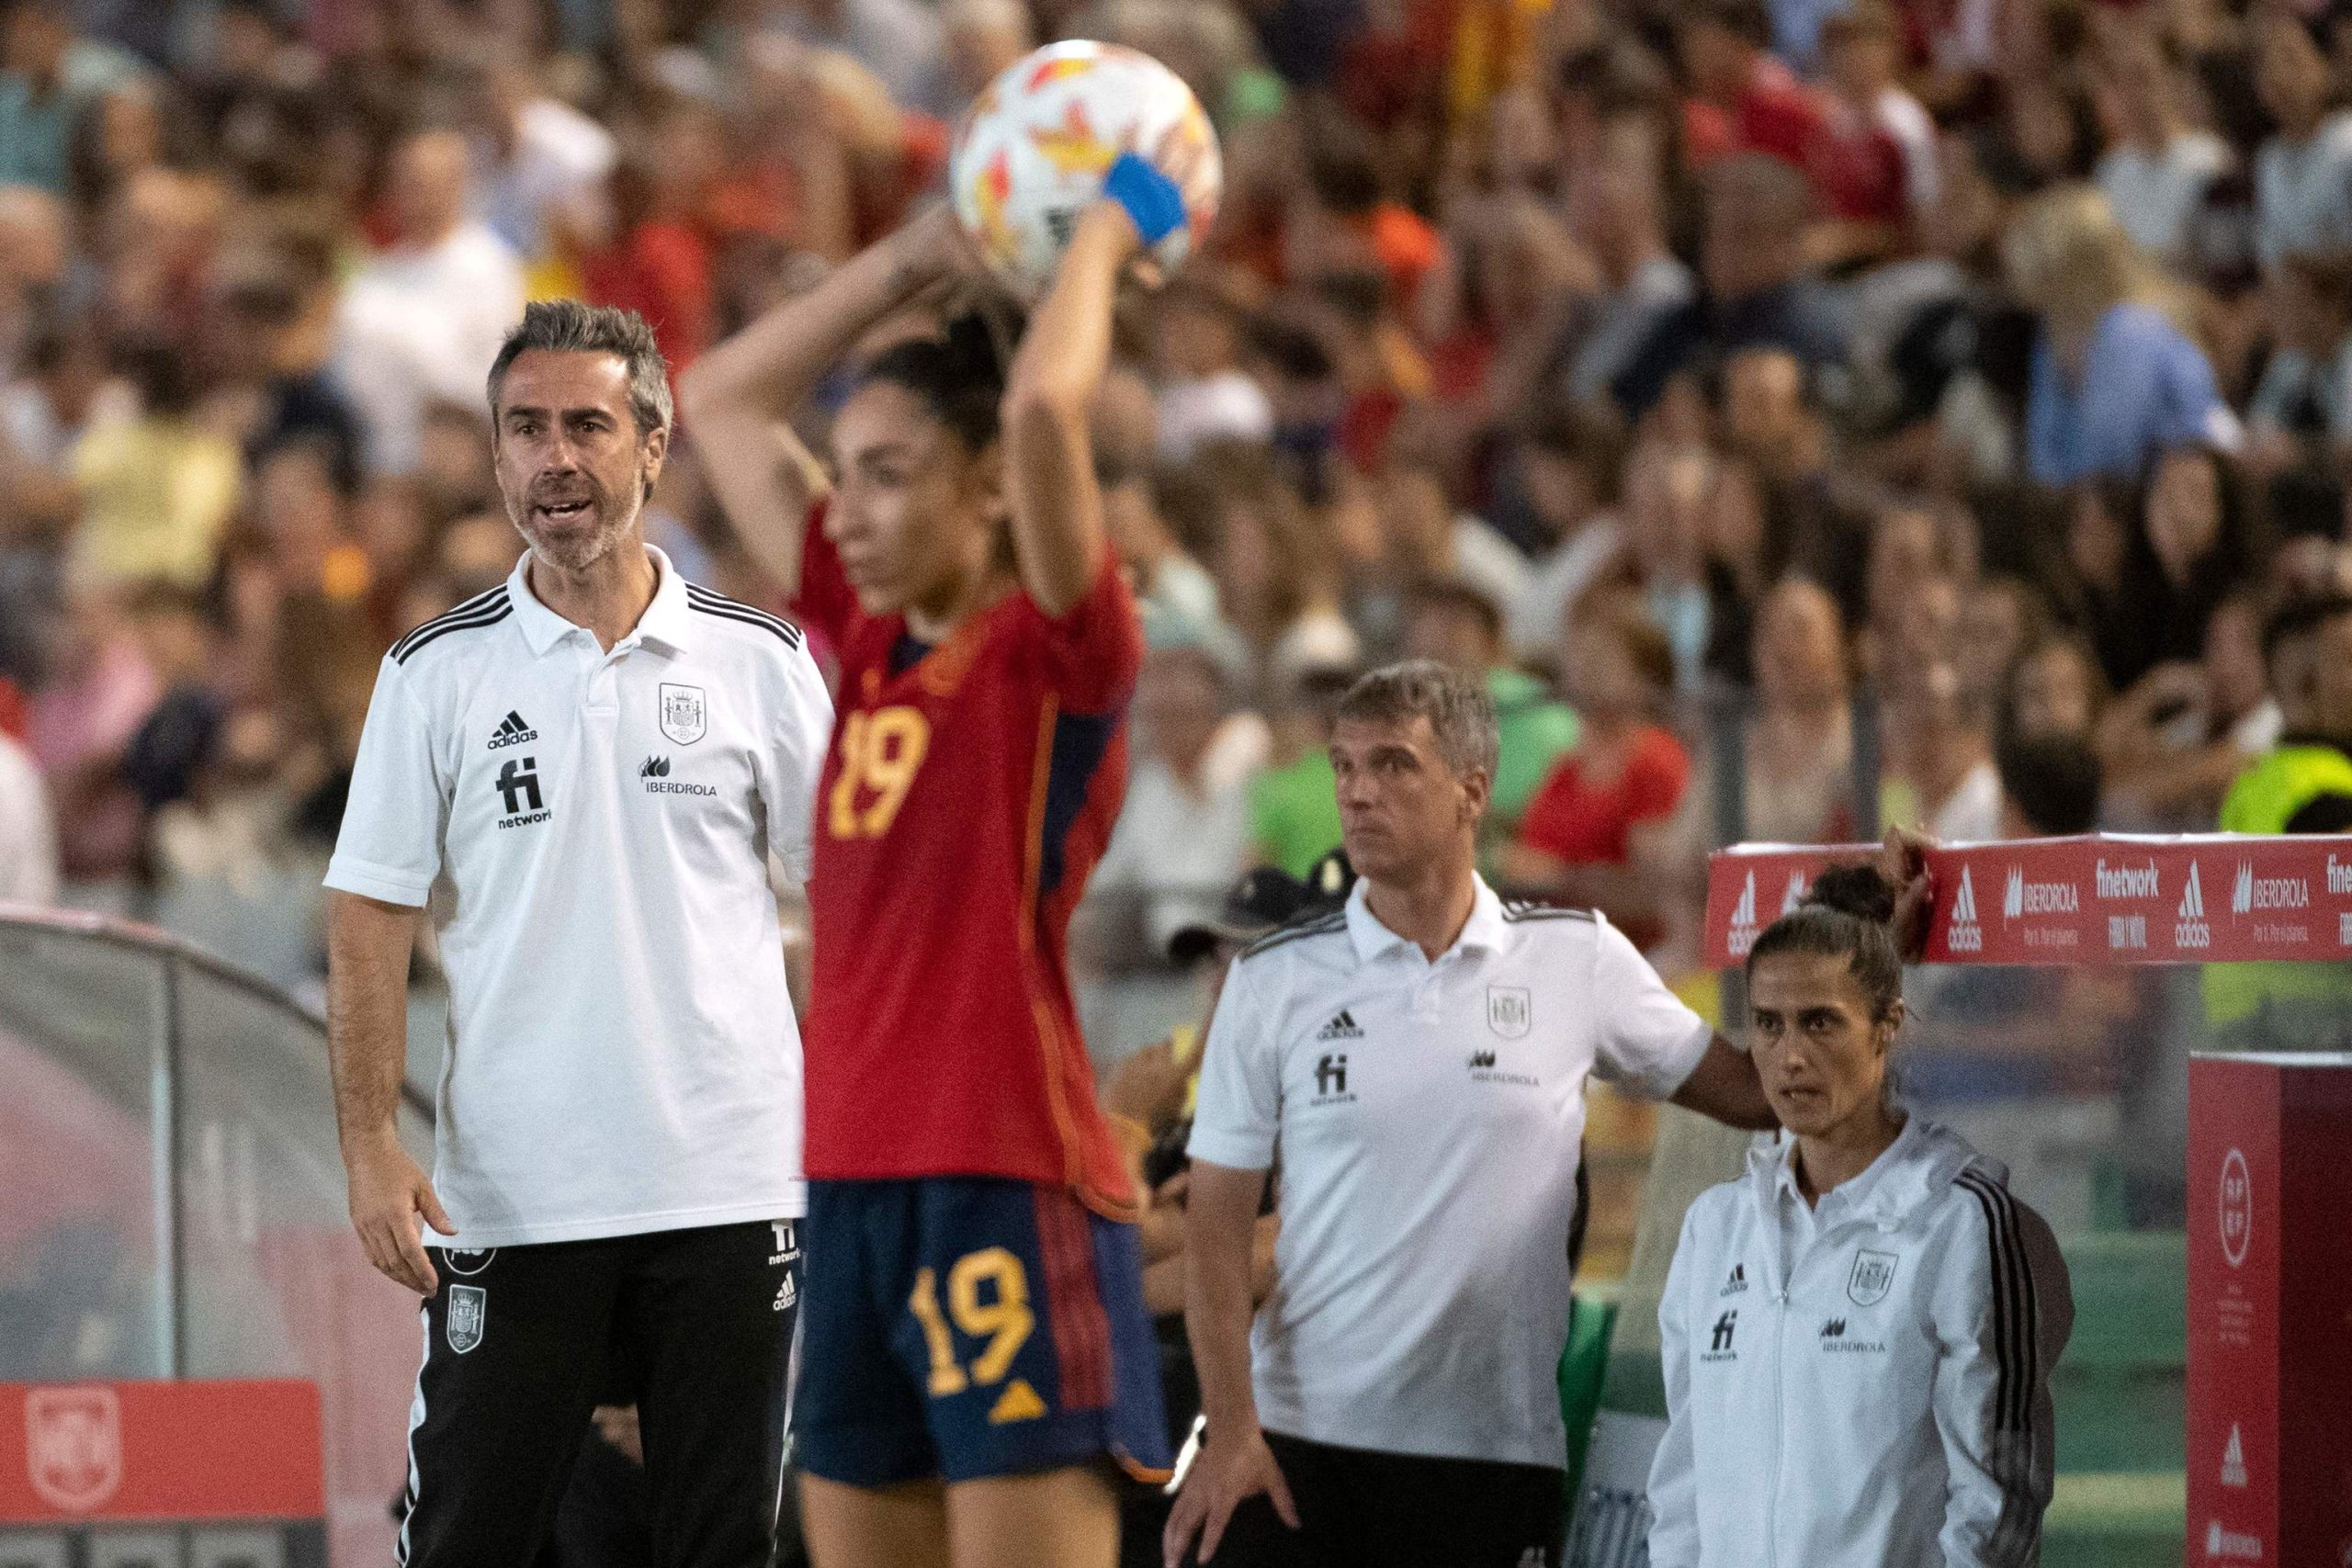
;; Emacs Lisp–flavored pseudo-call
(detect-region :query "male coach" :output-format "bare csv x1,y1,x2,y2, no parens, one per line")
324,300,833,1567
1166,661,1777,1568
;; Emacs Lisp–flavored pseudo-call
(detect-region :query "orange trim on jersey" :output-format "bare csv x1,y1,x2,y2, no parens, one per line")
1019,695,1090,1196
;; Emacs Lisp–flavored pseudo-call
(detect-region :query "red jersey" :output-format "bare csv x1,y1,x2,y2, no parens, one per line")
798,515,1144,1215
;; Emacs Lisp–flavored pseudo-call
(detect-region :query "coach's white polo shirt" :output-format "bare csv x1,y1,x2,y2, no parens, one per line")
1189,876,1713,1468
326,547,833,1248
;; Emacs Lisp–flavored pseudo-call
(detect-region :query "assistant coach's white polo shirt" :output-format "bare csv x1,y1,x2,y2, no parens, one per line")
1188,876,1713,1468
326,547,833,1248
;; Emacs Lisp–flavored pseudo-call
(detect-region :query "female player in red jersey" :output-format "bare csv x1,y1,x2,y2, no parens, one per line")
680,158,1195,1567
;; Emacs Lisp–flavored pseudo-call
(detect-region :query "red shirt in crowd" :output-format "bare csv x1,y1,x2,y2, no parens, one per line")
1514,726,1692,866
796,517,1145,1217
1684,58,1826,171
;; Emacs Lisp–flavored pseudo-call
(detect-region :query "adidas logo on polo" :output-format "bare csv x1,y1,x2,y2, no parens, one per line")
1317,1010,1364,1041
488,710,538,749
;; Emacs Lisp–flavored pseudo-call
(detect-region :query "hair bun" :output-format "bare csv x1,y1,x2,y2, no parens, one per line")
937,310,1010,392
1802,863,1897,925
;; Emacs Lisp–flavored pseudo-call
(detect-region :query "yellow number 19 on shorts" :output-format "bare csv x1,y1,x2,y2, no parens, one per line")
909,1247,1039,1423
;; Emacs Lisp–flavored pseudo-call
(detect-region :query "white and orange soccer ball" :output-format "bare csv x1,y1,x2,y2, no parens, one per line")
949,39,1222,296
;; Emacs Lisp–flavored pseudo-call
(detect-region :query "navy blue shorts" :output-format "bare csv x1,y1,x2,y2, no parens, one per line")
796,1177,1174,1487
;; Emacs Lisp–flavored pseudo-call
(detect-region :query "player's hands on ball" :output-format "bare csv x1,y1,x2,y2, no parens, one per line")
346,1135,453,1294
1163,1421,1299,1567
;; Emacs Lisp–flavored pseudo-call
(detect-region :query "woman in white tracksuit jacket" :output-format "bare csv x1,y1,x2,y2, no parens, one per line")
1648,864,2073,1568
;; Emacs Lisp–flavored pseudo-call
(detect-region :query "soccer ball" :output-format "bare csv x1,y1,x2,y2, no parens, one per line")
950,40,1222,296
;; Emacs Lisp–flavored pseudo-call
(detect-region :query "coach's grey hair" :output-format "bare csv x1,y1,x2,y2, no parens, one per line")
487,299,673,438
1337,660,1500,783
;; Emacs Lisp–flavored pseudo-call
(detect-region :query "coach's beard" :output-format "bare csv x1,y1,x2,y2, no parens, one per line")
514,478,637,573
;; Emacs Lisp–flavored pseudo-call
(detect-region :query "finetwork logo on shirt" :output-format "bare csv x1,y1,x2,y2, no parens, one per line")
1311,1051,1356,1105
1317,1010,1364,1041
1947,867,1982,952
495,756,549,828
488,709,537,749
1702,1309,1738,1362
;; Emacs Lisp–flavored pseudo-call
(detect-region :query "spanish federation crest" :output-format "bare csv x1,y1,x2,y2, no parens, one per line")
447,1284,488,1354
659,682,707,745
1487,985,1532,1039
26,1386,122,1512
1847,1248,1898,1306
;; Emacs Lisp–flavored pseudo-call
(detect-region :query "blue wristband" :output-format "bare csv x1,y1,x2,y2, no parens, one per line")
1102,150,1187,246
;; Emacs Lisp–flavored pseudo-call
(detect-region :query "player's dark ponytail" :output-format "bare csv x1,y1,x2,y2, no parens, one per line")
1747,863,1905,1022
857,310,1015,453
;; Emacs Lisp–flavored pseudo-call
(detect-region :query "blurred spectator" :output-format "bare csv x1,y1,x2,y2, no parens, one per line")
69,336,241,589
1090,642,1255,964
761,0,949,118
2246,254,2352,451
2091,27,2233,271
1183,439,1358,678
2005,632,2109,743
1503,405,1627,658
1740,576,1860,840
1614,153,1847,415
2007,186,2239,486
1887,657,2002,840
1152,279,1273,460
1547,157,1695,408
1501,592,1686,942
1997,729,2103,838
2250,12,2352,271
468,52,616,267
1400,577,1578,855
332,130,523,476
1811,3,1934,251
0,0,144,195
1248,664,1352,881
1674,0,1825,170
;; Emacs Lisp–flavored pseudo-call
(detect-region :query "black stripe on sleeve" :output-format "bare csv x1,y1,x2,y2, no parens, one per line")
390,585,509,661
1957,1171,2032,1433
393,600,512,664
686,586,803,648
1238,911,1349,962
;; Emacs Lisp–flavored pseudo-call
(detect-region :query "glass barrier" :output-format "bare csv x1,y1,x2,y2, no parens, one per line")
0,910,433,1566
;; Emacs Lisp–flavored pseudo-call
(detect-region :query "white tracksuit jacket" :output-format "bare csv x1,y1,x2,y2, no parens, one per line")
1646,1117,2073,1568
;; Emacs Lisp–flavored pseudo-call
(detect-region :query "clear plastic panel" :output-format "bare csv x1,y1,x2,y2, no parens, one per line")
0,922,170,1380
173,963,431,1566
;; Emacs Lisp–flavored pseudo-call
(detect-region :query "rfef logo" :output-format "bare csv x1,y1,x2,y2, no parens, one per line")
26,1386,122,1512
2219,1147,2251,1268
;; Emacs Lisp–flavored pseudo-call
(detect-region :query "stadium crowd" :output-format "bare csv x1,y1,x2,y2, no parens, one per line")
3,0,2351,1056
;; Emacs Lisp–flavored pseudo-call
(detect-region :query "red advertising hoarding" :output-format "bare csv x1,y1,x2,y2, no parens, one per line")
1702,833,2352,970
2184,1055,2352,1568
0,1379,324,1565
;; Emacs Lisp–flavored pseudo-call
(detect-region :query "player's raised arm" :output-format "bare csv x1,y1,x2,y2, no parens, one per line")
677,208,967,596
1000,154,1186,616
